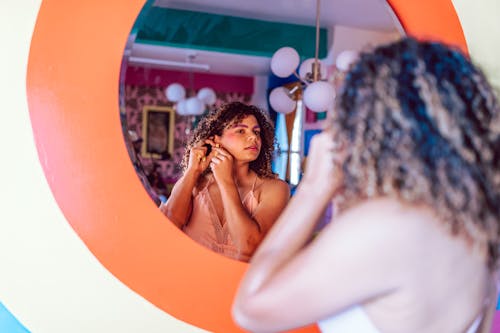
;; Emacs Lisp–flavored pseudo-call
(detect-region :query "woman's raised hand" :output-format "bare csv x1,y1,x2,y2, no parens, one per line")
302,131,345,198
205,141,235,185
187,139,217,174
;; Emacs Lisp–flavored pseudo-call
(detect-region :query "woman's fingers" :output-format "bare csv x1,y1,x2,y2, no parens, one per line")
204,138,222,152
209,158,219,171
193,140,206,150
191,149,205,161
200,139,225,160
204,138,216,146
213,147,232,159
305,132,341,174
191,140,216,161
209,148,233,171
189,146,209,168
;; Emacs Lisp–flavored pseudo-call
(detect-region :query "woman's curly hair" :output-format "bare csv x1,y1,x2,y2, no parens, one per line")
328,37,500,269
182,102,277,179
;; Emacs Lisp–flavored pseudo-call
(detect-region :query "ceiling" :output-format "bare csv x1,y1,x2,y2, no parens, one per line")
126,0,403,76
154,0,400,30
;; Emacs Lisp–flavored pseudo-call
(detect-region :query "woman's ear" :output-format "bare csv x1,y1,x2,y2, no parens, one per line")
213,135,221,143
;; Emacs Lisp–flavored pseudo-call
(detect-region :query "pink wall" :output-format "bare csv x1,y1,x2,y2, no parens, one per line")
125,66,254,94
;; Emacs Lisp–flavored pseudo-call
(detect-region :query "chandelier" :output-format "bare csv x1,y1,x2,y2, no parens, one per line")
165,54,216,116
269,0,338,114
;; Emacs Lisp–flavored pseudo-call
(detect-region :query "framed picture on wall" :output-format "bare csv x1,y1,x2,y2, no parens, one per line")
141,105,175,159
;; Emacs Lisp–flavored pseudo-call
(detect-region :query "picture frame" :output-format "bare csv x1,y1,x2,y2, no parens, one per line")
141,105,175,159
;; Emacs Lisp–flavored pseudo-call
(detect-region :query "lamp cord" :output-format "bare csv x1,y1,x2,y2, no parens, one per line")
313,0,321,81
187,54,195,97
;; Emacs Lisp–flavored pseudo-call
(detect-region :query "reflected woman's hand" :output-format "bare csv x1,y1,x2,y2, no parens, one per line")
187,139,217,174
209,146,235,185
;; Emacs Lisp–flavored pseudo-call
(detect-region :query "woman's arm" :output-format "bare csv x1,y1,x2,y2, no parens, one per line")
210,147,290,257
232,132,402,332
220,177,289,257
232,202,405,333
160,141,214,228
236,132,341,289
160,169,199,228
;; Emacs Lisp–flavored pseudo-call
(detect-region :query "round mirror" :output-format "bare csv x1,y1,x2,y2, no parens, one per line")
118,1,405,267
119,0,404,204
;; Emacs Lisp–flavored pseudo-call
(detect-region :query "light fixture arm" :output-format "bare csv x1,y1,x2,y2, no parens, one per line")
292,70,309,85
313,0,321,82
284,81,303,101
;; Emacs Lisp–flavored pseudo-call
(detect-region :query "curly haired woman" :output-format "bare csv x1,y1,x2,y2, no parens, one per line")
233,38,499,332
161,102,290,262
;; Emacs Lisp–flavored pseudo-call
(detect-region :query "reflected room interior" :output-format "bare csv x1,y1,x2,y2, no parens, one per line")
118,0,403,209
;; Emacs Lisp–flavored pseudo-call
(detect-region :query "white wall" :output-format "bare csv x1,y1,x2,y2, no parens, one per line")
0,2,206,332
325,24,401,66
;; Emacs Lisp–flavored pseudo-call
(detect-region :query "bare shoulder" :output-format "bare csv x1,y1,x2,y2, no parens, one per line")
326,197,436,259
336,197,434,232
259,177,290,198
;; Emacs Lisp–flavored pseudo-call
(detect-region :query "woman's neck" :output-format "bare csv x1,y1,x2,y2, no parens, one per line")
233,162,254,186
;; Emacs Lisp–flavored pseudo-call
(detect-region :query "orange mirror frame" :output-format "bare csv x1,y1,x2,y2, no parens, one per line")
26,1,466,332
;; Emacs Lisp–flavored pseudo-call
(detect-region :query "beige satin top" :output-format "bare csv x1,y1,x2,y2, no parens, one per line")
183,175,258,262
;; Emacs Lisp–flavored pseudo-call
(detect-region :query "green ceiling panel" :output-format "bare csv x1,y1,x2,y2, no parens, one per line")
134,6,328,59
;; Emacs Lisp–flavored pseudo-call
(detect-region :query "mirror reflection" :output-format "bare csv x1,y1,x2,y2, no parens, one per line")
119,0,403,260
160,102,290,262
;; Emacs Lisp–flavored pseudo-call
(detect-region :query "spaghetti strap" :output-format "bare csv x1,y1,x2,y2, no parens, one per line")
239,173,259,215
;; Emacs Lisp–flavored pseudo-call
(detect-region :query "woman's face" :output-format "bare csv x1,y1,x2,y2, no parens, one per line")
216,115,262,162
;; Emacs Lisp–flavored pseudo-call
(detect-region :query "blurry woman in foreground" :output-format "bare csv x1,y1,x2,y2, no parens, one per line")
233,38,499,332
161,102,289,262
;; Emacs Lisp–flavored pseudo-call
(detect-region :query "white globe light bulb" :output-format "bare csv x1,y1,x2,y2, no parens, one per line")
165,83,186,102
299,58,327,80
270,47,300,78
176,99,188,115
269,87,296,114
303,81,334,113
336,50,358,72
185,97,205,115
197,87,217,105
